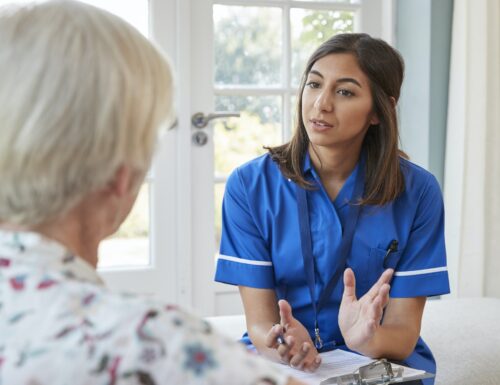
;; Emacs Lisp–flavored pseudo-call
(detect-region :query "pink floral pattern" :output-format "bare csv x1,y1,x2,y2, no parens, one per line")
0,230,288,385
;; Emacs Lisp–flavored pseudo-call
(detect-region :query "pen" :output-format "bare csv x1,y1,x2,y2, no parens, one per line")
273,323,287,346
276,334,287,345
384,239,398,260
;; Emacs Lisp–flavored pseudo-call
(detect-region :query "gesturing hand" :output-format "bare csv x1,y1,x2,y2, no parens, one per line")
338,268,393,352
264,299,322,372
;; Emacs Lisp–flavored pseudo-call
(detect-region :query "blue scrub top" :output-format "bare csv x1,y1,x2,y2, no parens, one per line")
215,153,450,384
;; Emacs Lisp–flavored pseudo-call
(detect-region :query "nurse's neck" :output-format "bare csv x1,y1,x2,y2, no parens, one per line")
308,143,362,200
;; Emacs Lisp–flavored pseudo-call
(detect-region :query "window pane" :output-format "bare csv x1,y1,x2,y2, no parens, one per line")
214,95,282,176
290,8,355,86
99,183,150,268
213,5,282,86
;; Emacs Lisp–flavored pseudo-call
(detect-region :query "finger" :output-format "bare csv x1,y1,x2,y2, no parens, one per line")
305,355,323,373
265,324,284,348
342,268,357,302
370,296,385,322
370,284,391,321
373,283,391,307
276,335,295,363
278,299,294,329
378,283,391,307
289,342,310,369
376,285,391,319
366,269,393,300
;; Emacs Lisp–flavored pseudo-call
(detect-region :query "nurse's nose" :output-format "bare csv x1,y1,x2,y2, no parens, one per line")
313,89,334,113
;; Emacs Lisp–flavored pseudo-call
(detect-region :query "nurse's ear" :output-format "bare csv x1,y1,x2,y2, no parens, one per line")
369,114,380,126
370,96,397,126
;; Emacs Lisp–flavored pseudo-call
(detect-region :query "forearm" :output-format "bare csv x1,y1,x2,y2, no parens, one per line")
349,323,419,360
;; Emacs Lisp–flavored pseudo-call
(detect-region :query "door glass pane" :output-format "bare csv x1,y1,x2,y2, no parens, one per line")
290,8,355,86
214,182,225,254
98,183,150,268
213,95,282,253
214,95,282,176
213,5,282,86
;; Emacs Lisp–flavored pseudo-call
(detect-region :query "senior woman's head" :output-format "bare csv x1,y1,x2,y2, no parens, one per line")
0,0,173,229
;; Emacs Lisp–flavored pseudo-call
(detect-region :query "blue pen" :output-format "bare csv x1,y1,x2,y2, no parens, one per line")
274,323,287,346
276,334,287,345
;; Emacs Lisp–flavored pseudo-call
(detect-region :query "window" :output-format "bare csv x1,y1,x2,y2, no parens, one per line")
212,1,359,254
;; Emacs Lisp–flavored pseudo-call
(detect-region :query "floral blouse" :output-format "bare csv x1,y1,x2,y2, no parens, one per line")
0,230,288,385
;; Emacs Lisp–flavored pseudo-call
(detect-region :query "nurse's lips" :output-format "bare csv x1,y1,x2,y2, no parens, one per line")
309,118,333,131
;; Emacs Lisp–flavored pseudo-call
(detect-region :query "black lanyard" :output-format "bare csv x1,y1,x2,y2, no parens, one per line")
295,162,365,350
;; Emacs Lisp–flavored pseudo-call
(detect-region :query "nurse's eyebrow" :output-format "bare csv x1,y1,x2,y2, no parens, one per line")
308,69,362,88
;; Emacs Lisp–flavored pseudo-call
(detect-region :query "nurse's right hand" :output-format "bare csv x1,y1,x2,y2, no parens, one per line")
264,299,322,372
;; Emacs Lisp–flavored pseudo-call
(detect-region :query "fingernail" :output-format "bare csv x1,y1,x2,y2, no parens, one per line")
315,356,322,364
302,344,309,353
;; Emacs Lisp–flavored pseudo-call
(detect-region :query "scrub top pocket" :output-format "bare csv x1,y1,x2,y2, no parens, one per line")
357,247,402,293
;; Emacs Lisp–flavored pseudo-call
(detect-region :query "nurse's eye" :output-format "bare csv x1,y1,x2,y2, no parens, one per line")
305,81,321,89
337,88,354,97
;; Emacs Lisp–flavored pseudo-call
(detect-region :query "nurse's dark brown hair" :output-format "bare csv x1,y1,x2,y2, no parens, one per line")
266,33,406,205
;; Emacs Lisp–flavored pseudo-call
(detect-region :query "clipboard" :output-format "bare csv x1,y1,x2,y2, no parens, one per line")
319,359,434,385
274,349,434,385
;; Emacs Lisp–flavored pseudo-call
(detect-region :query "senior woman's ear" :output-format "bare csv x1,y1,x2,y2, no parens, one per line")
105,165,137,198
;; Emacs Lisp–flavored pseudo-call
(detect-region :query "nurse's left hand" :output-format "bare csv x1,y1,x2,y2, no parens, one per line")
338,268,393,352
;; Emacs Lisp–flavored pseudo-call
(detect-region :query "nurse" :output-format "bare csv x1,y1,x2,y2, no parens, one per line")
215,33,449,384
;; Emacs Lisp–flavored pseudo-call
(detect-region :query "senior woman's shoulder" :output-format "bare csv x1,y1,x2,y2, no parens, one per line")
1,276,289,385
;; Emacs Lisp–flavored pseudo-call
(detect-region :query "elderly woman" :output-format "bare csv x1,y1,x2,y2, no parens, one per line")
0,2,304,384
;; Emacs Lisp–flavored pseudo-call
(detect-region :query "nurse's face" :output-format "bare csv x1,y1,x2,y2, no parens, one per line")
301,53,379,150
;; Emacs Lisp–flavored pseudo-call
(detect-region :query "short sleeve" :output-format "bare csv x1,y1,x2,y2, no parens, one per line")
390,174,450,297
214,168,275,289
121,305,289,385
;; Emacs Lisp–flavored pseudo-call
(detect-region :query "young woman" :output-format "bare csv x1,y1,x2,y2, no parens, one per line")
215,33,449,384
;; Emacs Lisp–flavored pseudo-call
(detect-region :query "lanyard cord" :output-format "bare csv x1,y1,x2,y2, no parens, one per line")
295,162,365,350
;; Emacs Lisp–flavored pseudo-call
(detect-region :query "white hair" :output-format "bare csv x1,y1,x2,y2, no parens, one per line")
0,0,174,226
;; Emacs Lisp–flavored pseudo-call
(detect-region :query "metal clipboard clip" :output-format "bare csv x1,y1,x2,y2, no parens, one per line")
320,359,404,385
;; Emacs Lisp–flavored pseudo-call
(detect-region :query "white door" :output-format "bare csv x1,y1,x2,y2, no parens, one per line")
188,0,394,316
